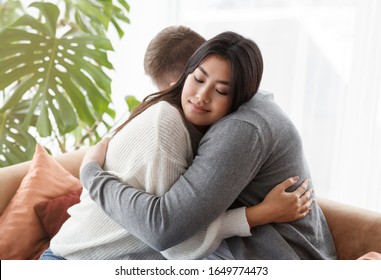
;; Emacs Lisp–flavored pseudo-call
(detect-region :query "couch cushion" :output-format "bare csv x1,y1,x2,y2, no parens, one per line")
0,144,82,260
34,187,82,240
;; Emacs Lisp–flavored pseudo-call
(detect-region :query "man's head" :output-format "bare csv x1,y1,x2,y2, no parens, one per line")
144,25,206,90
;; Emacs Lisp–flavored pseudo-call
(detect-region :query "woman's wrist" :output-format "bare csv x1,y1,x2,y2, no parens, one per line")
245,203,274,228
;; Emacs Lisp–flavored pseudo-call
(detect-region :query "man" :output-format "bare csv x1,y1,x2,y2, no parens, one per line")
144,25,206,90
80,26,337,260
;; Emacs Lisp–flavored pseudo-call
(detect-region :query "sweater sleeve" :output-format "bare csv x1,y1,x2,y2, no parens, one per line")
160,207,250,259
82,119,264,251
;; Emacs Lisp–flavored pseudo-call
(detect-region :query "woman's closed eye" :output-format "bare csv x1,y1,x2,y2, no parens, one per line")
194,75,228,95
216,89,228,96
194,76,203,83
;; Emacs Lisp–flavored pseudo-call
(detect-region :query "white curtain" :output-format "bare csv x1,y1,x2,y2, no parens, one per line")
112,0,381,211
329,0,381,211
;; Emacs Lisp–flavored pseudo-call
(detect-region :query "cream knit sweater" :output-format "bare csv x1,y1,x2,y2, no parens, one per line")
50,101,250,260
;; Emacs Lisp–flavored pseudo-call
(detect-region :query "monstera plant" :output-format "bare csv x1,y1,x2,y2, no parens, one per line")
0,0,131,167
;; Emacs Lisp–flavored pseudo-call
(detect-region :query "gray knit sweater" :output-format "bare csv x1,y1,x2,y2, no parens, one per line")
51,101,250,260
81,91,337,259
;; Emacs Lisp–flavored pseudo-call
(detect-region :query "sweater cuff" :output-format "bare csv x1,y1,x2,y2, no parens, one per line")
80,162,103,190
220,207,251,239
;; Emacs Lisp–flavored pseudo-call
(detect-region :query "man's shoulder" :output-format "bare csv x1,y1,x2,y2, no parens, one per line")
120,101,186,139
143,101,185,127
150,101,181,117
153,102,190,147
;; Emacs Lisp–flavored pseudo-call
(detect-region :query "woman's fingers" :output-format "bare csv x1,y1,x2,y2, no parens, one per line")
293,179,310,197
300,188,314,202
291,179,314,219
269,176,316,221
272,176,300,193
298,190,315,218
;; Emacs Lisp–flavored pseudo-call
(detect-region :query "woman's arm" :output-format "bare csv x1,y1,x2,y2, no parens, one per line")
80,121,269,251
80,135,252,259
160,207,249,259
245,177,313,227
160,177,313,259
81,122,312,254
80,110,254,258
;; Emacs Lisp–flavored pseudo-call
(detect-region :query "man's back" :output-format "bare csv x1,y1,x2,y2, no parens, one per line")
221,91,336,259
81,91,337,259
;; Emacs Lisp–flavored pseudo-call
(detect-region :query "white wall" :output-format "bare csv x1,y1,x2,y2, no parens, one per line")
109,0,181,120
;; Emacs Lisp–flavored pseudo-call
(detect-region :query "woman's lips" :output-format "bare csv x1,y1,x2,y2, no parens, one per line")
189,102,210,113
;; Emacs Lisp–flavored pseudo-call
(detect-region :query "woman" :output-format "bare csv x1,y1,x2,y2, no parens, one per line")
41,31,312,260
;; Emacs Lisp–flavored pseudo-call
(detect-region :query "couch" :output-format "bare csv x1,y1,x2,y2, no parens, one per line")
1,147,380,260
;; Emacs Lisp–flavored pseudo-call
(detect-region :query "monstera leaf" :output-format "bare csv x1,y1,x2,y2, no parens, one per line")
0,99,37,167
62,0,130,38
0,0,25,29
0,2,115,165
125,95,141,112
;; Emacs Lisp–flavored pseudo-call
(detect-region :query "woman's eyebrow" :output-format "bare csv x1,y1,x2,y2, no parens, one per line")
198,66,209,77
198,66,230,85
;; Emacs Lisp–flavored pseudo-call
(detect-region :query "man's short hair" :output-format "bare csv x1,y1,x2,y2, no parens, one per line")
144,25,206,90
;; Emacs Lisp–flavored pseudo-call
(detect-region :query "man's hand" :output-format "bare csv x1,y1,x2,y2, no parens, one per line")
80,136,112,175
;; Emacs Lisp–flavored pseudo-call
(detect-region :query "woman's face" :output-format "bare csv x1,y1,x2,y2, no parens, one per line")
181,54,231,131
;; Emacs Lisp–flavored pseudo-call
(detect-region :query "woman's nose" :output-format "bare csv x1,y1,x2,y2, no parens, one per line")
196,87,210,103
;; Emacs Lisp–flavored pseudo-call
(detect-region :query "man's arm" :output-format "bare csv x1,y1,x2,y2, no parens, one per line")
82,119,264,251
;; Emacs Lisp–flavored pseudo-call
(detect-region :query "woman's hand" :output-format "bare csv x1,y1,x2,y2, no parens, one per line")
357,251,381,260
80,136,112,175
245,177,314,228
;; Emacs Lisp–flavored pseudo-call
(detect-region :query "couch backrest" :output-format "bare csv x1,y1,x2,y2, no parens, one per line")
0,148,86,214
318,197,381,259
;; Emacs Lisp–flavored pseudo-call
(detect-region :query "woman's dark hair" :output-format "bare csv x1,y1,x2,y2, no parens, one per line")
115,31,263,133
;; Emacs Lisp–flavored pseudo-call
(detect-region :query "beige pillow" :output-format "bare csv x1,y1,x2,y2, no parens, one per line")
0,144,82,260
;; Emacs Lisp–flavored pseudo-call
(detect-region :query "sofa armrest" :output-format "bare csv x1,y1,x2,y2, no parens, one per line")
318,197,381,260
0,148,87,214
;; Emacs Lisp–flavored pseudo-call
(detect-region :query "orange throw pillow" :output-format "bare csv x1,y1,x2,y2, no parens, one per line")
0,144,82,260
34,187,82,239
